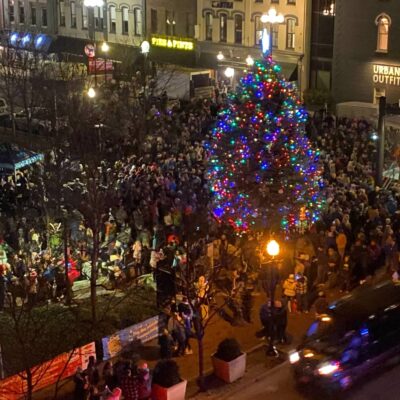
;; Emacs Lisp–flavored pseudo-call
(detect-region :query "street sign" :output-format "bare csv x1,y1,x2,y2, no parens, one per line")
84,43,95,58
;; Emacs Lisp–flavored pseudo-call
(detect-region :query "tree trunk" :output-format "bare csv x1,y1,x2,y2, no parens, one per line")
64,219,71,305
90,227,99,325
26,369,33,400
197,335,206,391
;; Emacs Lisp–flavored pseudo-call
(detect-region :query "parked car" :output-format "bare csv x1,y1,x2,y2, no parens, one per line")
290,281,400,395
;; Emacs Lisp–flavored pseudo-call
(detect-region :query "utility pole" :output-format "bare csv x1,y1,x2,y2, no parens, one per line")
376,96,386,187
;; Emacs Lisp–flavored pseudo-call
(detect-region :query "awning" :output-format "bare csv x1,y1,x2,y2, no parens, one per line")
279,62,298,82
0,143,44,174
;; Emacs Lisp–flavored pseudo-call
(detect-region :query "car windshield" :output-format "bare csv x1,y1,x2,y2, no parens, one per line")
305,318,340,340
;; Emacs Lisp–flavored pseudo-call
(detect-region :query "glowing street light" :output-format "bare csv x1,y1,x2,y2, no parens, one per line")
260,8,284,57
101,41,109,53
141,40,150,55
87,87,96,98
266,239,280,257
246,55,254,66
261,8,284,24
224,67,234,78
217,51,224,61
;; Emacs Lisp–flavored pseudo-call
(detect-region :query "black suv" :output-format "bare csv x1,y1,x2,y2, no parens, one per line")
290,281,400,393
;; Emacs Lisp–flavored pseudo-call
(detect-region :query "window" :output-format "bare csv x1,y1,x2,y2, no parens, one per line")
205,12,213,41
9,0,14,23
134,8,142,36
42,8,47,27
234,14,242,44
59,0,65,26
82,5,88,29
219,13,227,42
254,15,262,46
122,6,128,34
70,1,76,28
376,15,390,52
166,11,175,36
287,0,296,4
94,6,103,30
109,5,116,33
19,1,24,23
151,8,157,34
31,5,36,25
286,18,295,49
272,24,279,48
255,0,263,2
271,0,279,3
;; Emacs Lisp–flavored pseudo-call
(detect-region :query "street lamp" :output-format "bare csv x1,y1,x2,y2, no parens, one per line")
87,87,96,98
224,67,234,78
217,51,224,61
141,40,150,55
261,8,284,57
246,55,254,66
266,239,280,257
101,41,109,53
262,238,281,357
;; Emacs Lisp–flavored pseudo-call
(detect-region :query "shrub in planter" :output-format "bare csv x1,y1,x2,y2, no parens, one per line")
212,338,246,383
152,359,187,400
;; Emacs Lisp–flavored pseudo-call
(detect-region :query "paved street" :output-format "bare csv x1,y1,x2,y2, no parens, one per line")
203,361,400,400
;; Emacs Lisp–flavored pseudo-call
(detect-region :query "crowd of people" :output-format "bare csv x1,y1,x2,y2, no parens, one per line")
0,103,399,317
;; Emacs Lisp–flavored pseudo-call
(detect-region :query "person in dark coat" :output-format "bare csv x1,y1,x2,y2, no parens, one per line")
274,300,288,344
73,367,88,400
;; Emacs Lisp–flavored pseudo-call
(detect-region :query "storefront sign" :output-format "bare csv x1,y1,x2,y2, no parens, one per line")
88,59,114,74
0,342,95,400
151,36,194,51
101,315,166,360
373,64,400,86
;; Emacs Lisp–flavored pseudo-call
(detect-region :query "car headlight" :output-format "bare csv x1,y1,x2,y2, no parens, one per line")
289,351,300,364
318,361,340,375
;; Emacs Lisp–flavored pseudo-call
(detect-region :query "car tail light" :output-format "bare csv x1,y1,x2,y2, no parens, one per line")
318,361,340,375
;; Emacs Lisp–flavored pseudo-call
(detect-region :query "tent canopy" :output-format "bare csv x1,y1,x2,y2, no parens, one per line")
0,143,44,174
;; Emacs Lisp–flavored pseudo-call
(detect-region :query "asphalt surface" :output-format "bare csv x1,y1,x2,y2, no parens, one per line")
213,361,400,400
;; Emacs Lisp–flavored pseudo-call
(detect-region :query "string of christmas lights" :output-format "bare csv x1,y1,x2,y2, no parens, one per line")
206,55,325,232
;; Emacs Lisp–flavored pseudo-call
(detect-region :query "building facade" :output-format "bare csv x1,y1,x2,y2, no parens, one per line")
196,0,312,93
332,0,400,105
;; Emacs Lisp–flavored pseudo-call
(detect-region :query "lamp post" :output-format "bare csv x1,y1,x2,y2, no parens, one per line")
141,40,150,136
261,8,284,57
261,239,281,357
246,55,254,67
101,41,109,81
224,67,235,90
84,0,104,87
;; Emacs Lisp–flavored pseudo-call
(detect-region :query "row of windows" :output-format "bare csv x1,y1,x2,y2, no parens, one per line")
149,9,195,38
205,13,296,49
9,1,48,27
59,2,143,36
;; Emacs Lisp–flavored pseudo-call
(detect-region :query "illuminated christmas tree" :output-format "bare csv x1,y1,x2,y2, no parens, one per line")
207,53,324,232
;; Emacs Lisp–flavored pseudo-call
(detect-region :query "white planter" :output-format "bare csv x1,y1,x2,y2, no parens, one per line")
152,379,187,400
212,352,247,383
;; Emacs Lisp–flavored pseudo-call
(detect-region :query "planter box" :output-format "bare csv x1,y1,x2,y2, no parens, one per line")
212,352,247,383
152,380,187,400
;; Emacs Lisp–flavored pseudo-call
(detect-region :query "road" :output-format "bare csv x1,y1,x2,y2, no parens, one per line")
216,361,400,400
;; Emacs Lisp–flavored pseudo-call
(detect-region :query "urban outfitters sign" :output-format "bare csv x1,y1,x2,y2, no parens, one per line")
373,64,400,86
